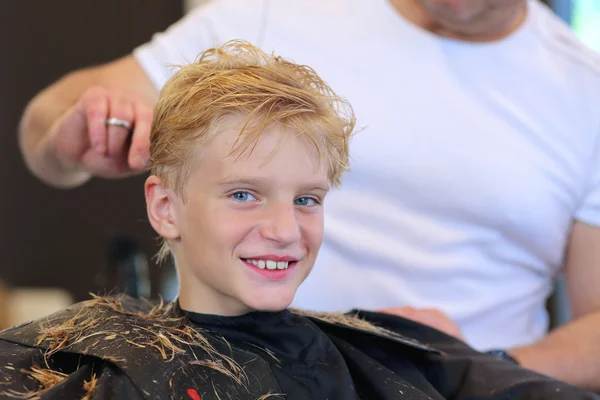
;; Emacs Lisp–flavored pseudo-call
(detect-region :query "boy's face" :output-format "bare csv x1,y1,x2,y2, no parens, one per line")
147,117,329,316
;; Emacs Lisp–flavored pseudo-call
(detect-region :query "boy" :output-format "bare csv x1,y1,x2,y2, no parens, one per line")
0,41,597,399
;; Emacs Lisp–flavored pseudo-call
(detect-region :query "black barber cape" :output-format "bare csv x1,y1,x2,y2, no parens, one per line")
0,296,596,400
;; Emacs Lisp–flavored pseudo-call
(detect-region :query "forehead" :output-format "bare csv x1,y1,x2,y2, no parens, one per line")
192,117,328,184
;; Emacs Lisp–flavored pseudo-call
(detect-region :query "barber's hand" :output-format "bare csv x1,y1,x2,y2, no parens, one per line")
52,86,153,180
378,306,465,341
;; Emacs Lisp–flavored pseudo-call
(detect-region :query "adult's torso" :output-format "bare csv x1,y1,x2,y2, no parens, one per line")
134,0,600,350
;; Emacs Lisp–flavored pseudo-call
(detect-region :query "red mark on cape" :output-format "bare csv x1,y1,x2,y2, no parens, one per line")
187,388,201,400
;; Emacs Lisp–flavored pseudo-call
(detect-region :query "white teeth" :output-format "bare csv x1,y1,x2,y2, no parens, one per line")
245,259,291,270
266,260,277,270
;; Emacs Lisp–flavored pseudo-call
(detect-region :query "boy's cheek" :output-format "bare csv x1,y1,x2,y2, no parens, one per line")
301,217,325,244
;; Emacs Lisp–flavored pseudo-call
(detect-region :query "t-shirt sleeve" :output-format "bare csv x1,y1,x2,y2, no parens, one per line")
133,0,268,90
575,122,600,227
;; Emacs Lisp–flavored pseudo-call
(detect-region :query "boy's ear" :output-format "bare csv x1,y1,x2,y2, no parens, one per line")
145,176,180,240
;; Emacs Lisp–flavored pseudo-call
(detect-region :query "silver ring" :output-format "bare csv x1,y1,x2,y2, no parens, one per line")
106,117,132,130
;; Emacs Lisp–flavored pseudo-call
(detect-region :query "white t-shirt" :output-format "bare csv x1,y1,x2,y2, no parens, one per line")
134,0,600,350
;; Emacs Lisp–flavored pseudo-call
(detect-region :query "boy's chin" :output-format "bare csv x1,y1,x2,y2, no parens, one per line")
243,290,297,313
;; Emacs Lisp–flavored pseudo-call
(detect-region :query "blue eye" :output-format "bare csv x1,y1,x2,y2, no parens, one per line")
231,191,256,202
295,197,317,206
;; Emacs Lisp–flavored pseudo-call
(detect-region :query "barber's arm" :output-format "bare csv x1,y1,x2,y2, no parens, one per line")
510,220,600,391
19,55,157,188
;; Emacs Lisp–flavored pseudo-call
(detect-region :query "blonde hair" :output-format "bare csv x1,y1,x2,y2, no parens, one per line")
149,40,356,262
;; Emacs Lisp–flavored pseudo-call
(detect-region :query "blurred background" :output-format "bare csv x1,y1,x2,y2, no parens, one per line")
0,0,598,329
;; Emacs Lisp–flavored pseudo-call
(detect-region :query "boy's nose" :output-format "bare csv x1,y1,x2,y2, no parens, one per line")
260,205,301,245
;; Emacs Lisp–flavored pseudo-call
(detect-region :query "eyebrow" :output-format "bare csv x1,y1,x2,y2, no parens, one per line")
217,177,329,192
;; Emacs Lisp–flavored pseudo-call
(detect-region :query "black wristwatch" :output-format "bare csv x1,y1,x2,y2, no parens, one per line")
486,349,520,365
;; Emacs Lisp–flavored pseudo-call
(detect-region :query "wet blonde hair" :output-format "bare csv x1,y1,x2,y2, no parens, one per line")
149,40,356,261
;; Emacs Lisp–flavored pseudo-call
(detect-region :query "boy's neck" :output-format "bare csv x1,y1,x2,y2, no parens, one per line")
178,284,252,317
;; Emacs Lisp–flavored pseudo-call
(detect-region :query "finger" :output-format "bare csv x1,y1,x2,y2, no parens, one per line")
107,98,134,159
414,313,435,324
397,309,437,326
421,309,452,322
415,311,463,338
378,307,415,318
421,308,445,315
127,101,153,171
82,91,110,155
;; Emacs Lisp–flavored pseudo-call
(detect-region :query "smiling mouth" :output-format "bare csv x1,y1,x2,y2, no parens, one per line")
241,258,297,270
